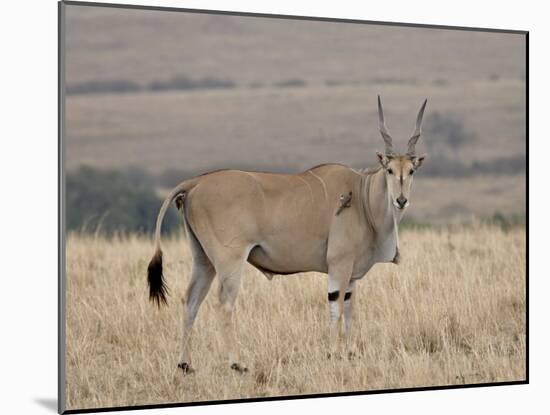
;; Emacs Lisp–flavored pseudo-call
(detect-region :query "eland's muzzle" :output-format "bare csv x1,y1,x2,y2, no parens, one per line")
396,195,408,209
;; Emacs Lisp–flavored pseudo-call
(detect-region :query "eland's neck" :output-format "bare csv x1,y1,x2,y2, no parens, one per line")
362,168,402,241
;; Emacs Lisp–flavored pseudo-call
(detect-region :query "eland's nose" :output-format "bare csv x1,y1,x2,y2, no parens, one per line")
396,196,408,209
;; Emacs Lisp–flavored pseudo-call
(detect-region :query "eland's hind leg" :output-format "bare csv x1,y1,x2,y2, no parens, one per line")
178,246,215,374
215,254,248,373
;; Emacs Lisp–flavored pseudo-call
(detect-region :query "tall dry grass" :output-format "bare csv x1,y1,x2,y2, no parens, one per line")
65,225,525,410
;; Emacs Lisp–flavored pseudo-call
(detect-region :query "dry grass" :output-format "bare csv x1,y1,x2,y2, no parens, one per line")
65,225,526,411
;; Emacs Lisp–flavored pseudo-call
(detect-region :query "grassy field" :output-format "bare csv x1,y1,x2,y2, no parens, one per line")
65,224,526,410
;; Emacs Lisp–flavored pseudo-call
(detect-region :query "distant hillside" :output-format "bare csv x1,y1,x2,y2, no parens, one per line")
65,5,525,86
65,81,526,172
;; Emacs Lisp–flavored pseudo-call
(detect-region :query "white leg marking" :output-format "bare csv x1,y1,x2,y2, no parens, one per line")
329,301,340,327
328,276,341,328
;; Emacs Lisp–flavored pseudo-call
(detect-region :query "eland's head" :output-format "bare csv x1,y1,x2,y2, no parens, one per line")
375,96,427,212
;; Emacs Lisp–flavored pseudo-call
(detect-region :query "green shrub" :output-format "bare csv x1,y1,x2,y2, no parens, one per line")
66,166,180,236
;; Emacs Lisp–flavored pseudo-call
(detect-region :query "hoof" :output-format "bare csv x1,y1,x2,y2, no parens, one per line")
347,351,357,361
178,362,195,374
230,363,248,374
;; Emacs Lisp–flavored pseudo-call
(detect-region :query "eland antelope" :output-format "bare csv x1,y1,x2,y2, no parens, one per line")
147,96,427,374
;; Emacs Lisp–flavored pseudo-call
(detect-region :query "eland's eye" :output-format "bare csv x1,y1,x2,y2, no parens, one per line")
387,168,394,175
409,169,415,175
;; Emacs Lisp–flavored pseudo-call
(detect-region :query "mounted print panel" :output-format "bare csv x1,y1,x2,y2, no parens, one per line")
59,1,527,413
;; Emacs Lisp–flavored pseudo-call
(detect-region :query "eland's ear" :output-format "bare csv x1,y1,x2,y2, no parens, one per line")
376,151,389,167
414,154,426,169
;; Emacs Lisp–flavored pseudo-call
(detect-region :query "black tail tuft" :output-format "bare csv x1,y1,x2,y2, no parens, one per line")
147,249,169,307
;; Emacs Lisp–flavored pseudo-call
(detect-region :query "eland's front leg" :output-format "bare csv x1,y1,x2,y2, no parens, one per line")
343,279,358,359
326,263,353,357
343,279,357,338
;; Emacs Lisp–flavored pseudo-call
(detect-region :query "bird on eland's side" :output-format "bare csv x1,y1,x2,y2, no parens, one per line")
147,96,428,374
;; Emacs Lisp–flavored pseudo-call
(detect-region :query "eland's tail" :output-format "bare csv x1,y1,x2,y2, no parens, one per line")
147,178,199,307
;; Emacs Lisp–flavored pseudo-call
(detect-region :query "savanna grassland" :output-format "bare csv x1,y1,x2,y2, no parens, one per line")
65,224,526,411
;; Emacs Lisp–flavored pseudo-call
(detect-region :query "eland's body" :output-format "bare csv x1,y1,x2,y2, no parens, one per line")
147,96,428,374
